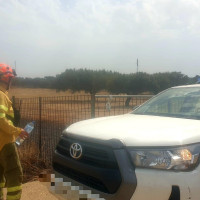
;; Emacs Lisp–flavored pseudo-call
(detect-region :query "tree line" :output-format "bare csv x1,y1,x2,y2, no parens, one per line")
12,69,199,95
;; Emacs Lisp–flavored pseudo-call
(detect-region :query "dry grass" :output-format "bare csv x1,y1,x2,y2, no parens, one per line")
9,87,89,98
9,87,111,98
18,144,53,183
9,87,152,98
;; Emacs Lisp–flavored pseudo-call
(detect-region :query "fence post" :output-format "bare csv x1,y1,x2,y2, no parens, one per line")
39,97,42,158
91,94,95,118
12,96,15,105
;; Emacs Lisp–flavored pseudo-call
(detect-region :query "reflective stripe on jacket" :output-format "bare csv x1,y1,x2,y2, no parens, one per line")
0,85,21,152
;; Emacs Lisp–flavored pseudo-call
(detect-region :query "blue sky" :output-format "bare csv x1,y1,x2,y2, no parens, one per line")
0,0,200,77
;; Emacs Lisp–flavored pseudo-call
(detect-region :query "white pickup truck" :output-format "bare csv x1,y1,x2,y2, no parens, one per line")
52,84,200,200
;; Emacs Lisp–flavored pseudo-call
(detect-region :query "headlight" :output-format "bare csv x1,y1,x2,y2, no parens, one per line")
128,144,200,171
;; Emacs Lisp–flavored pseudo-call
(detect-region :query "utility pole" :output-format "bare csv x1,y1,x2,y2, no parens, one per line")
136,58,139,73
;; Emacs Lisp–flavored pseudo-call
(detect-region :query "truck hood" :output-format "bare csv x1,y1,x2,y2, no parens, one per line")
65,114,200,147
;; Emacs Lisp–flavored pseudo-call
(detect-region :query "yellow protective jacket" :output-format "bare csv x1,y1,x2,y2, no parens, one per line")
0,85,21,152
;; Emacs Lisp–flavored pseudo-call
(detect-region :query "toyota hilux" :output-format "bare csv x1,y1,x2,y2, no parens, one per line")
51,84,200,200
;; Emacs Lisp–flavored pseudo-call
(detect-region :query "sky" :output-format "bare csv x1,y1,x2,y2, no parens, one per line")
0,0,200,78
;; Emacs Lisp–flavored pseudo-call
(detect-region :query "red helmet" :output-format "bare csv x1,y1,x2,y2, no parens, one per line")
0,63,16,83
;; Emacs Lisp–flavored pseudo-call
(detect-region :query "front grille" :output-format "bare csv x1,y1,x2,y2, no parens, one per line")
54,136,122,194
56,137,118,169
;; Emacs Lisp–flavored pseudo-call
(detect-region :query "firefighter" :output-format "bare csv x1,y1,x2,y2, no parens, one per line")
0,63,28,200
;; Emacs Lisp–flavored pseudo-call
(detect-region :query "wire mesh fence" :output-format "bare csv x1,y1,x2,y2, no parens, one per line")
13,94,153,164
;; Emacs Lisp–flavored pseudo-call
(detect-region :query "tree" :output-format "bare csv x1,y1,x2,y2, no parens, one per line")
55,69,111,95
12,69,196,97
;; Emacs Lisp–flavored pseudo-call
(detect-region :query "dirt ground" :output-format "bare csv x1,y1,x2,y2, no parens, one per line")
3,181,94,200
3,181,58,200
21,181,58,200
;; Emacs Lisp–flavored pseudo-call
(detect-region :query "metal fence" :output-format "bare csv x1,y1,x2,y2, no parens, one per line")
13,94,153,163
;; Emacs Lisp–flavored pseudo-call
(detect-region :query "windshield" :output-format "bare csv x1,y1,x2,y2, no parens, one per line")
133,87,200,120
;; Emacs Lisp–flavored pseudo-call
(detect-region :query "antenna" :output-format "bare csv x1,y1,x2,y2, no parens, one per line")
14,61,16,71
136,58,139,73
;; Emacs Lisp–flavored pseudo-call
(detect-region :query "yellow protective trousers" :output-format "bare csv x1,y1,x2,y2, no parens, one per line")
0,143,23,200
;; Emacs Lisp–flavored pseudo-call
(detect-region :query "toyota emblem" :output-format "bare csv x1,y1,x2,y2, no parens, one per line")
70,143,83,159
